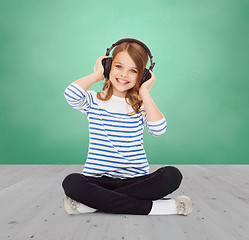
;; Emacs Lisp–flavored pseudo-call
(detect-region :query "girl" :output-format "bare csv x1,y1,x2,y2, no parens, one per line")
62,40,194,216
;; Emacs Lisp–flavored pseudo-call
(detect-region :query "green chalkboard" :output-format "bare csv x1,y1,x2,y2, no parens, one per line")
0,0,248,164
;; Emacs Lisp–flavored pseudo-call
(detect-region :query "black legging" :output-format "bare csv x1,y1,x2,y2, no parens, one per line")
62,166,183,215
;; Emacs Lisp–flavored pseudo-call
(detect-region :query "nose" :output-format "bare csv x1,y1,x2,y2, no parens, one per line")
121,69,127,78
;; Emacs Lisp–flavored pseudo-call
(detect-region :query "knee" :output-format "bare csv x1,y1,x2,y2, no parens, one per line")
158,166,183,190
167,166,183,182
62,173,82,192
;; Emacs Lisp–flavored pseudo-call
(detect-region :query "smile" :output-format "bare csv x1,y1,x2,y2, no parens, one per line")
116,78,129,85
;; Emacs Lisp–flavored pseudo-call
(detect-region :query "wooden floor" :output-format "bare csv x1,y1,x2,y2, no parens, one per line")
0,165,249,240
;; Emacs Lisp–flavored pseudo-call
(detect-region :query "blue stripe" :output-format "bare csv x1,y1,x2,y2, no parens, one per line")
89,114,142,125
89,147,118,155
85,162,123,170
81,170,100,176
88,154,147,162
66,97,86,107
149,124,167,133
147,119,166,127
90,120,141,129
87,153,123,161
88,92,97,106
65,97,80,103
85,161,148,169
66,98,87,109
67,86,82,98
89,147,146,157
83,164,149,175
107,165,149,175
114,168,141,175
90,142,143,151
89,126,141,134
90,136,142,144
71,84,84,96
83,166,108,172
70,85,92,108
64,91,78,101
90,130,142,139
114,167,148,175
87,157,127,165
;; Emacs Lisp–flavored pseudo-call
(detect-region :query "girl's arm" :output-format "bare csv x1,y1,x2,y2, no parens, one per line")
139,70,164,122
74,72,101,92
74,56,109,91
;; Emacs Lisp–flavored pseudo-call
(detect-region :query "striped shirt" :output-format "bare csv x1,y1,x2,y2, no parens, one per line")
64,82,167,179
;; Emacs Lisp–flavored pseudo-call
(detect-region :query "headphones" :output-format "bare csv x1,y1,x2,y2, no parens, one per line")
101,38,155,86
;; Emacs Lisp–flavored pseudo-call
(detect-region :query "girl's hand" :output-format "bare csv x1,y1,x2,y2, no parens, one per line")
139,70,156,94
94,56,109,81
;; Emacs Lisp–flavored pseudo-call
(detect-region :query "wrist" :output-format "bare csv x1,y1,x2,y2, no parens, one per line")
139,88,150,98
93,71,103,82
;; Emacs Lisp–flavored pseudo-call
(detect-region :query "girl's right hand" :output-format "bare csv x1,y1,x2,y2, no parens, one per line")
94,56,109,81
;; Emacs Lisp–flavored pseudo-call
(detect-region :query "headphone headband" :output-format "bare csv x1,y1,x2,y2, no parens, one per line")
105,38,155,70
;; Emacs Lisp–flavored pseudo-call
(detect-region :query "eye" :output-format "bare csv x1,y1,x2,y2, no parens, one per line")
131,69,137,73
115,65,121,69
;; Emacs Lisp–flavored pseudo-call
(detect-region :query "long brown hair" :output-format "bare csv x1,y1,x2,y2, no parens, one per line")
97,42,149,116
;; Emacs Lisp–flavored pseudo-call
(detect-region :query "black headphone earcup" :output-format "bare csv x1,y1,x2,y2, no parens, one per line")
140,68,151,86
102,57,112,79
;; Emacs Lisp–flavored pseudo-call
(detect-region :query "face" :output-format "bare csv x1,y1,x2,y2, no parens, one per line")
109,51,138,98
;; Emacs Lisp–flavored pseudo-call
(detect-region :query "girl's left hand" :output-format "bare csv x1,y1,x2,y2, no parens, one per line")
139,70,156,93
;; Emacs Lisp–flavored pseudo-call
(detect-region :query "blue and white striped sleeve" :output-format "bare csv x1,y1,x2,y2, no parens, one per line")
64,82,92,114
142,111,167,136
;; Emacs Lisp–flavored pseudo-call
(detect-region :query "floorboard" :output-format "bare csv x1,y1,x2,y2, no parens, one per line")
0,165,248,240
